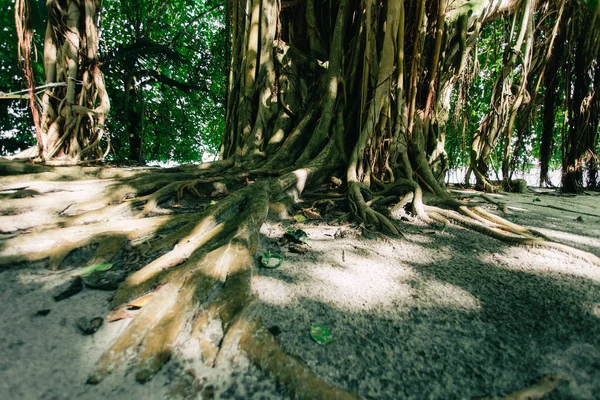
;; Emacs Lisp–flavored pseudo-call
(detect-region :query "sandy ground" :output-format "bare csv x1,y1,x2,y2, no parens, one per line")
1,188,600,399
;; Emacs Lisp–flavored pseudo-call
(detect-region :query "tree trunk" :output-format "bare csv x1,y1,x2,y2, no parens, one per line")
18,0,110,163
125,75,145,164
561,2,600,192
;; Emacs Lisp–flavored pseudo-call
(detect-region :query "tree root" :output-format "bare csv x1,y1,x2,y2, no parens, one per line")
4,159,597,399
231,306,361,400
424,204,600,266
0,215,187,269
347,182,400,235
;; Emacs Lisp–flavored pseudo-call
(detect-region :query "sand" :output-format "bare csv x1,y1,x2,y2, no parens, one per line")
1,188,599,399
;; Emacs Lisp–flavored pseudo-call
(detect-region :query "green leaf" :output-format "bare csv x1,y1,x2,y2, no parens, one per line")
284,229,308,244
261,252,283,269
76,263,113,277
293,214,307,222
310,324,334,345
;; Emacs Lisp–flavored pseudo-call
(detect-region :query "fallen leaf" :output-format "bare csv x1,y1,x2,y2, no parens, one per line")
293,214,307,222
284,229,308,244
302,208,321,220
75,263,113,277
261,252,283,269
107,308,133,322
126,292,155,309
310,323,334,345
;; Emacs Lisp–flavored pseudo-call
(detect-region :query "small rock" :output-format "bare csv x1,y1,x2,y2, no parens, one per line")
288,243,307,254
575,216,584,222
268,326,282,336
34,309,51,317
76,317,103,335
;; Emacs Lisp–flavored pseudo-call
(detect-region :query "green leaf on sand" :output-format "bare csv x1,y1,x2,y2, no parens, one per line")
76,263,113,277
284,229,308,244
310,323,334,345
261,252,283,269
293,214,307,222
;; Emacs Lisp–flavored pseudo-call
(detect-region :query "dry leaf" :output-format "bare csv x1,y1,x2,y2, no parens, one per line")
126,292,155,309
107,308,133,322
302,208,321,220
330,176,342,187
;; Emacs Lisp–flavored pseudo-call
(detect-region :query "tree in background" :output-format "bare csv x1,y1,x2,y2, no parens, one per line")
15,0,110,162
0,0,39,154
100,0,225,164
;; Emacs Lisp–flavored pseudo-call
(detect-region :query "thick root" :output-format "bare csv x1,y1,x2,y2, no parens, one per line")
347,182,400,234
0,216,183,269
228,308,360,400
424,204,600,266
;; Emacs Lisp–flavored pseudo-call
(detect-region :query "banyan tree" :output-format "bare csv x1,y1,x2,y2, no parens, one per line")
16,0,110,162
5,0,600,398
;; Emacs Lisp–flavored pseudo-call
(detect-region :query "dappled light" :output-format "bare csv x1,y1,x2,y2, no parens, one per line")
2,0,600,398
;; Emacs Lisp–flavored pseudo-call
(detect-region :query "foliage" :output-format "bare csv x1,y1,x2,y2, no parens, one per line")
0,0,40,154
1,0,225,163
100,0,226,163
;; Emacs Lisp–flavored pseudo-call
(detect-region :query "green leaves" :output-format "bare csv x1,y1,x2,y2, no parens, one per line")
310,324,334,345
284,229,308,244
76,263,113,277
293,214,307,222
101,0,226,163
260,252,283,269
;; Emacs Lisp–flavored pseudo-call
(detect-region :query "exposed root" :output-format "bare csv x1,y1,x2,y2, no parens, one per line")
347,182,400,235
229,306,361,400
424,204,600,266
3,159,598,400
0,215,187,269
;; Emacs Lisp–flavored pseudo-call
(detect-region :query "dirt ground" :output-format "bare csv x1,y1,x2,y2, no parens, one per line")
1,177,599,399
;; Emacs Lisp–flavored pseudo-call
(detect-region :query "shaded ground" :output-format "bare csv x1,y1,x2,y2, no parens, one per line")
1,172,600,399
